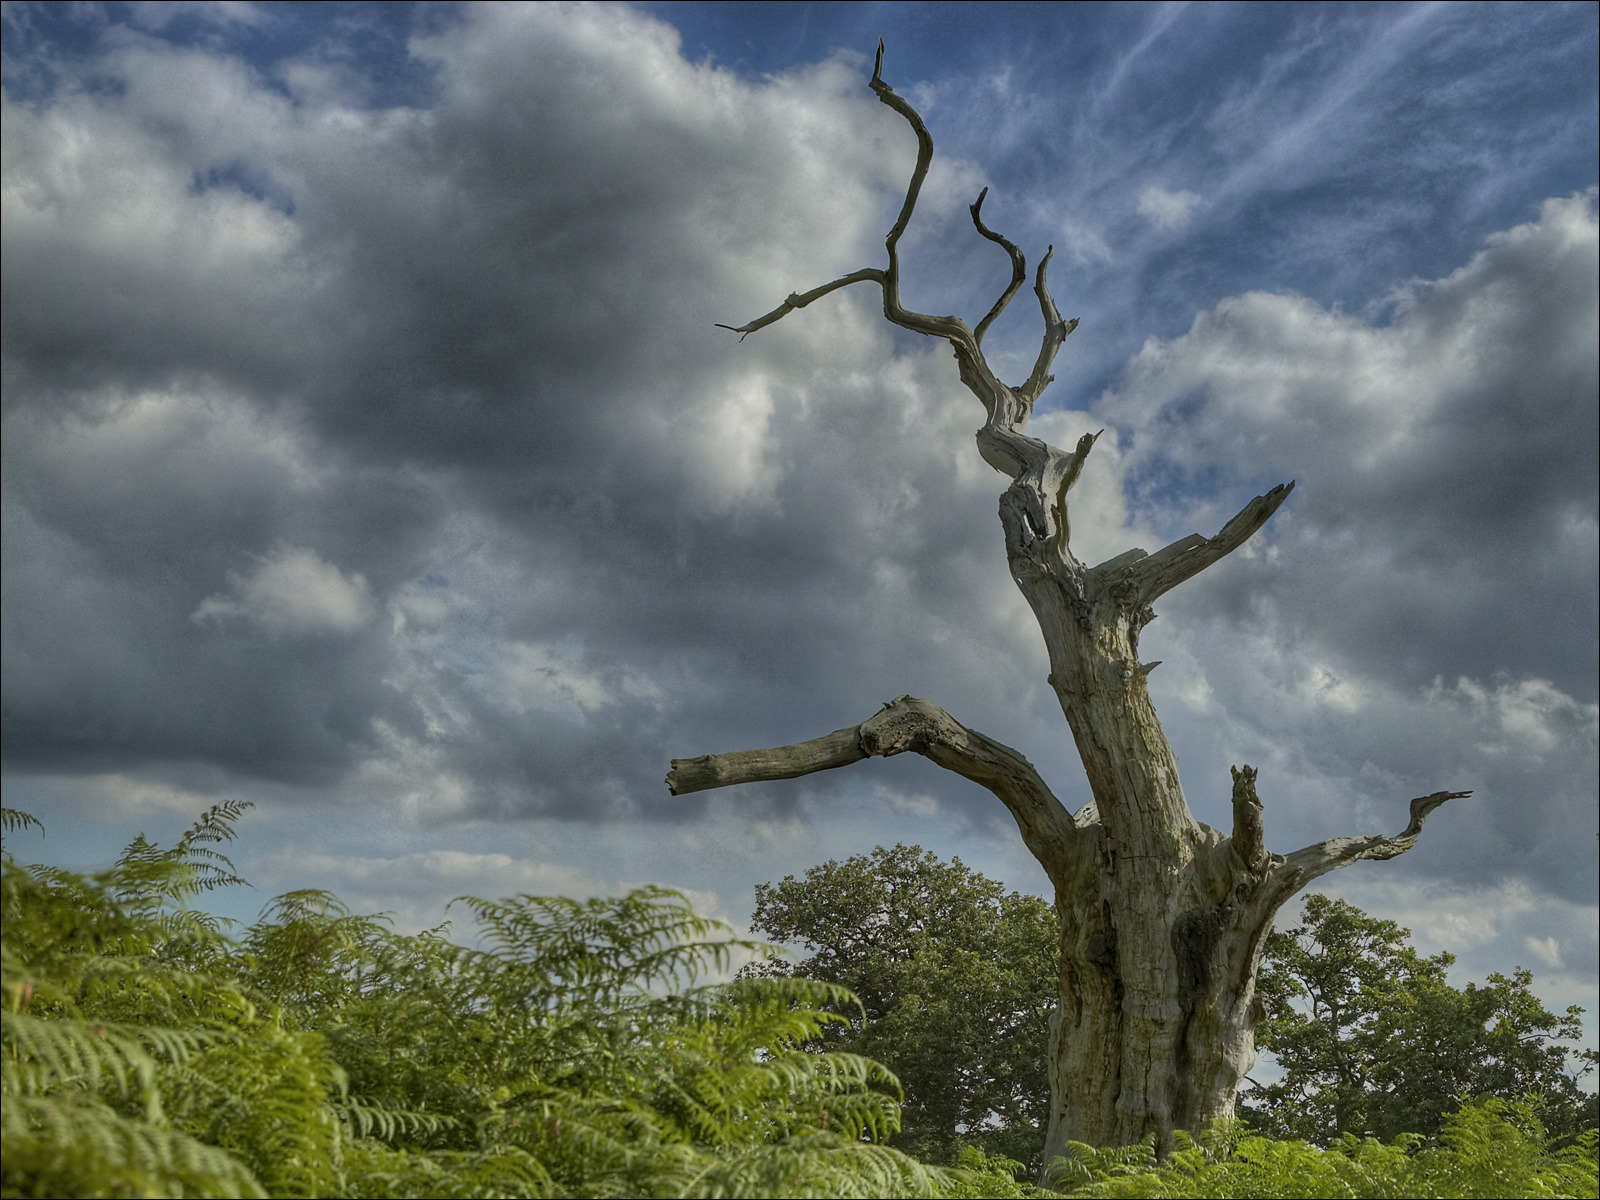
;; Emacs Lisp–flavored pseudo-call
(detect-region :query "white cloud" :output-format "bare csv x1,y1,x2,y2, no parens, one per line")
1098,194,1596,901
489,640,662,716
1136,184,1204,230
1427,676,1599,759
1524,935,1564,971
194,543,374,636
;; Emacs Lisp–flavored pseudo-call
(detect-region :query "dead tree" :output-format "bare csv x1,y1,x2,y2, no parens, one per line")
667,43,1466,1162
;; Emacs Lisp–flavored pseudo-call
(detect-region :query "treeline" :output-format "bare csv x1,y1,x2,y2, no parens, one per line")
2,807,1595,1199
747,845,1598,1161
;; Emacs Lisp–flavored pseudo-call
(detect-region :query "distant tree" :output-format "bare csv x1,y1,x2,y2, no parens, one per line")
1246,894,1597,1144
747,845,1056,1166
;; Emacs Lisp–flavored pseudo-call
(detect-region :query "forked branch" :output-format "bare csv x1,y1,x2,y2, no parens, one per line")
716,41,1075,408
1019,248,1080,405
668,695,1078,865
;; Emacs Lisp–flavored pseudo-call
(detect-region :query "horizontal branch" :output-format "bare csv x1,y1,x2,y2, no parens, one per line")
667,695,1078,865
1092,483,1295,606
716,269,885,338
667,726,865,793
1262,788,1471,907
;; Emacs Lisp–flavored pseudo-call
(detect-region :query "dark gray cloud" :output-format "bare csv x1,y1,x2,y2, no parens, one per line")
1,6,1047,823
2,0,1594,954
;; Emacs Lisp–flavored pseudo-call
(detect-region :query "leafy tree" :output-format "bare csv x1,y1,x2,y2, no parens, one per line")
746,845,1056,1167
1246,894,1597,1144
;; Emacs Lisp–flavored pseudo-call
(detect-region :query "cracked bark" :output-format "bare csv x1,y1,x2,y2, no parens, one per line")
669,41,1467,1168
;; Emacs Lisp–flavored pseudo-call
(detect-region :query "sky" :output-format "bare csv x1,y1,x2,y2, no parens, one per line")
3,0,1596,1066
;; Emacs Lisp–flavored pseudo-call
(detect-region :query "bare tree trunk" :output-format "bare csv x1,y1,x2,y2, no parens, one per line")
670,42,1466,1167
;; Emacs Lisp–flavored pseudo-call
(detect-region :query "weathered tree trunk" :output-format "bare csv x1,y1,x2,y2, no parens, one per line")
669,42,1466,1167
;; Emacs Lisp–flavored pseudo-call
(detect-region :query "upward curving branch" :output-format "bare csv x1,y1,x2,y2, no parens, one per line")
970,188,1027,347
1086,483,1296,603
1228,778,1472,932
1019,248,1080,406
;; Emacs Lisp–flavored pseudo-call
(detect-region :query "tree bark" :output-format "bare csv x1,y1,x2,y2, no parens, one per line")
673,41,1466,1168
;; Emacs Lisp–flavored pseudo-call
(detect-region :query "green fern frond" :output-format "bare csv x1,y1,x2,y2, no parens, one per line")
2,1091,266,1199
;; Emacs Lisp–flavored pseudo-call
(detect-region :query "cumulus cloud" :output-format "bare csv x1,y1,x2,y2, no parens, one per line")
1098,190,1598,899
1,2,1593,954
2,4,1054,813
194,544,374,636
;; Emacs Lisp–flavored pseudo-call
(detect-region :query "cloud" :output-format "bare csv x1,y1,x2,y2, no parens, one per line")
1097,190,1598,899
2,4,1044,814
1136,184,1204,230
194,543,374,636
1,3,1593,949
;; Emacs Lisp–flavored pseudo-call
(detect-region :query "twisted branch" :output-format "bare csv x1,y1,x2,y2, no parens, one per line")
970,188,1028,346
668,695,1078,866
1240,787,1471,923
716,41,1077,404
1050,430,1103,559
715,269,885,340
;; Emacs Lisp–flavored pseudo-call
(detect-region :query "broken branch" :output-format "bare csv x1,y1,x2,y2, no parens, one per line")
1265,788,1472,905
1094,482,1295,606
1229,764,1269,875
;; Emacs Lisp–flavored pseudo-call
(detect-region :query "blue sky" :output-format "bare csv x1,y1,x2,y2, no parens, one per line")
3,0,1596,1073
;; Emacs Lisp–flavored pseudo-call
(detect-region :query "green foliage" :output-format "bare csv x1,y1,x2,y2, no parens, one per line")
2,807,974,1199
3,803,294,1198
1052,1099,1598,1198
7,808,1594,1199
1249,895,1597,1144
746,843,1057,1167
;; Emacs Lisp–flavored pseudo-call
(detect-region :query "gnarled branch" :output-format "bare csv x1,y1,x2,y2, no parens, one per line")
716,41,1080,417
1049,430,1103,559
715,269,885,339
1252,788,1471,916
668,695,1078,865
970,188,1028,347
1019,247,1079,405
